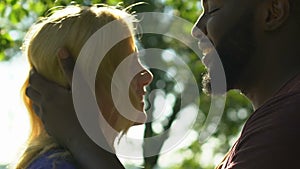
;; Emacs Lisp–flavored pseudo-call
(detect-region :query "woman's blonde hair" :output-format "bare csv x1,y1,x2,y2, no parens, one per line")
16,5,137,169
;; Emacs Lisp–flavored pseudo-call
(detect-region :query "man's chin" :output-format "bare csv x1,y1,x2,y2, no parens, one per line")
202,73,228,96
202,73,212,95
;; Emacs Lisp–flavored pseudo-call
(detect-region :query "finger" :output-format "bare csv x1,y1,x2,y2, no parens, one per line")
25,86,42,103
57,47,75,86
29,70,51,91
32,103,42,118
29,69,69,94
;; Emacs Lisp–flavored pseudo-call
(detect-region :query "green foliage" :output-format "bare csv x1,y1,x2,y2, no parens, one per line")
0,0,123,60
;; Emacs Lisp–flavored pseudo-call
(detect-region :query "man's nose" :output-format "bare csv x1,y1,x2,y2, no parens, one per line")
191,14,208,39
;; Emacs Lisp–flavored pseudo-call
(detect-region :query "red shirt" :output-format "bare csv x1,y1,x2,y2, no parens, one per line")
220,74,300,169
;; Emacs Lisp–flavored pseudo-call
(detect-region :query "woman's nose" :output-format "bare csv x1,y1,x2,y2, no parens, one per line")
139,69,153,86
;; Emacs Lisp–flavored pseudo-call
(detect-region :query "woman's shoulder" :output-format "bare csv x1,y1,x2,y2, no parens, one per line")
27,149,77,169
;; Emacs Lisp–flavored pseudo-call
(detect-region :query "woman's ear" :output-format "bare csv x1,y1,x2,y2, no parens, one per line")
264,0,290,31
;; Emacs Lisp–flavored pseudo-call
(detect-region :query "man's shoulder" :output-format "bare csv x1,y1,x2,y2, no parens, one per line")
227,93,300,169
223,76,300,169
247,91,300,126
237,92,299,157
242,91,300,138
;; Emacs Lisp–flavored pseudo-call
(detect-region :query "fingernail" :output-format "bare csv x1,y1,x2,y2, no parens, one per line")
57,48,69,59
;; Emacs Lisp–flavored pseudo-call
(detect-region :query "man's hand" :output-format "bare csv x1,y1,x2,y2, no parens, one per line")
26,49,79,145
25,48,124,169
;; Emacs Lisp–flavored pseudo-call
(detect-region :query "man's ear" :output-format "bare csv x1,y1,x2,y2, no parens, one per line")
264,0,290,30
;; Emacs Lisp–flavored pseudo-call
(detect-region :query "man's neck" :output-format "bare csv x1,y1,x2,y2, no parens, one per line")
243,68,298,110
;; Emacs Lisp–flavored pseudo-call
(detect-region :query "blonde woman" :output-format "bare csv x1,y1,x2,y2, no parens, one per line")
18,5,153,169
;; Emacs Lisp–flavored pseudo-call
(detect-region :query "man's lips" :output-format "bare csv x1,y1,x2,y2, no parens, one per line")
198,40,213,56
198,40,214,67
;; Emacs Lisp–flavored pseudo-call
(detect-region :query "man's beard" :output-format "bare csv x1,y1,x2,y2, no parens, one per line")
202,11,256,95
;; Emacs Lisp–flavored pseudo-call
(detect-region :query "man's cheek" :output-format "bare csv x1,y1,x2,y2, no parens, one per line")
206,17,225,45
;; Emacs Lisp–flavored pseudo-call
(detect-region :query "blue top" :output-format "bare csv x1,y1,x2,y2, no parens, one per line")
27,149,77,169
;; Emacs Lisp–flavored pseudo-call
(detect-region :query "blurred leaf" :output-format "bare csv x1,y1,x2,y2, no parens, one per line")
0,2,5,17
0,52,5,61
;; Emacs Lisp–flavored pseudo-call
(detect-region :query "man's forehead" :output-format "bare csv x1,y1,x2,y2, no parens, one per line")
202,0,233,5
202,0,216,4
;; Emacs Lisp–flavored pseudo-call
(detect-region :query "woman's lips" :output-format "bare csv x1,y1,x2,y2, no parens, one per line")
135,89,146,106
136,88,146,97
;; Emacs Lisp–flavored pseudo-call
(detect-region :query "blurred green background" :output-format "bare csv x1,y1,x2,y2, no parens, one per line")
0,0,253,169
